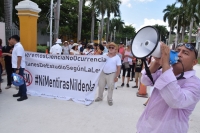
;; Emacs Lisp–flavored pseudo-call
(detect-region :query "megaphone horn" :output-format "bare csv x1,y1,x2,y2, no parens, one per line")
131,26,178,65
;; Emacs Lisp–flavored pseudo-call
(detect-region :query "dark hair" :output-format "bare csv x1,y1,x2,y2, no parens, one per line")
98,44,104,51
86,44,92,49
94,43,98,47
11,35,20,42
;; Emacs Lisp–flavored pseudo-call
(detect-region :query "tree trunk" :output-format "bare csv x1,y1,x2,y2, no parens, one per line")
90,9,95,43
181,26,185,42
168,26,172,45
4,0,13,28
77,0,83,42
99,13,104,43
188,18,194,43
106,16,110,42
110,32,113,42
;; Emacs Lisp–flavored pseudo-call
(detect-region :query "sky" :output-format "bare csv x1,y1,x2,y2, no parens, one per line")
119,0,177,31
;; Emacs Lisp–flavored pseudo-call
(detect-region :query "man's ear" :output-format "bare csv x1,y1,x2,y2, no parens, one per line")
192,59,198,66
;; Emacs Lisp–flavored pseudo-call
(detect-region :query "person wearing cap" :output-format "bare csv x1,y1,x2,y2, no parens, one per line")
95,42,121,106
9,35,27,101
62,41,70,55
102,41,108,54
70,43,80,55
50,39,62,55
137,42,200,133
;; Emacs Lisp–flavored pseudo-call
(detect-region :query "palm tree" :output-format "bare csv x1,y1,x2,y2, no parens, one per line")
95,0,109,43
106,0,121,42
88,0,96,43
163,3,178,44
153,24,168,42
187,0,200,42
4,0,13,28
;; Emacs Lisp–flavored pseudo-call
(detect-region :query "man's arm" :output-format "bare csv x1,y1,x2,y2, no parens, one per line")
17,56,22,69
114,66,121,82
155,69,200,109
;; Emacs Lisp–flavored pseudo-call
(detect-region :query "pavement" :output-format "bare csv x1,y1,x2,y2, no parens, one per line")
0,65,200,133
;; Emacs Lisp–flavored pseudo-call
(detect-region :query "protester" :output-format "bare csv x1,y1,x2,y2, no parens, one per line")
132,58,143,88
93,43,98,55
130,57,136,81
50,39,62,55
102,41,108,54
95,42,121,106
83,44,94,55
0,39,3,83
79,43,86,55
2,37,14,89
62,41,70,55
70,43,80,55
118,42,125,78
121,44,133,87
78,40,82,52
69,40,74,50
137,42,200,133
9,35,28,101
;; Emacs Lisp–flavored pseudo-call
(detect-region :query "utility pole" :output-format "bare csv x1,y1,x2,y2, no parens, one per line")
49,0,53,48
77,0,83,42
175,15,179,47
54,0,61,41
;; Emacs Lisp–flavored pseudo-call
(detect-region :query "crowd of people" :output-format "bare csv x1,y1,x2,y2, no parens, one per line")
1,35,200,132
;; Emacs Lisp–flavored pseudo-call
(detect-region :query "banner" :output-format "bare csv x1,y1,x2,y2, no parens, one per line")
24,52,106,105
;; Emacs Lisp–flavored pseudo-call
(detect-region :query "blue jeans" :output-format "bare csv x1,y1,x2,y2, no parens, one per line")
14,68,27,97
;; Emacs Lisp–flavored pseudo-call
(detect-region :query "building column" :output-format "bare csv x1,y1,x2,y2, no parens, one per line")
15,0,41,52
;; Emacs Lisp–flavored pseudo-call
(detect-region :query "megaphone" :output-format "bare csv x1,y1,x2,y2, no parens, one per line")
131,26,178,65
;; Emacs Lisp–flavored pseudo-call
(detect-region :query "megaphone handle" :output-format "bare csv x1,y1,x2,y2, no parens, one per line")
142,58,154,85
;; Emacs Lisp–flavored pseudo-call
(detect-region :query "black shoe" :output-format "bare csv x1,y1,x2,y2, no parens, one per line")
121,83,124,87
116,87,117,89
17,96,28,101
132,86,138,88
13,94,21,97
118,75,120,78
127,84,129,87
105,88,108,91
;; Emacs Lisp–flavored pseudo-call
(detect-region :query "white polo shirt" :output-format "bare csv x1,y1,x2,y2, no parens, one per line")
103,54,121,73
50,44,62,55
12,42,26,68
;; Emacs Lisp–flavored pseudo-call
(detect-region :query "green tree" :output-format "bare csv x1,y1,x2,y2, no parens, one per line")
106,0,121,42
153,24,168,42
163,3,178,44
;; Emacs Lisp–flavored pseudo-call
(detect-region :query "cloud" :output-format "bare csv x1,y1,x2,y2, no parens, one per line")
120,0,132,8
137,18,169,31
125,22,136,27
134,0,154,2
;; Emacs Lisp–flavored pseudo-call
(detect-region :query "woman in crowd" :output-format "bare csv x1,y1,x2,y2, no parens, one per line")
70,43,80,55
83,44,94,55
62,41,70,55
94,44,104,55
121,44,133,88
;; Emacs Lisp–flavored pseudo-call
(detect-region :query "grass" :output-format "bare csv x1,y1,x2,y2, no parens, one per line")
198,58,200,64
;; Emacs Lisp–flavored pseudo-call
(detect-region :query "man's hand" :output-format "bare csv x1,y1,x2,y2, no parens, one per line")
160,42,170,73
114,77,118,82
16,70,19,74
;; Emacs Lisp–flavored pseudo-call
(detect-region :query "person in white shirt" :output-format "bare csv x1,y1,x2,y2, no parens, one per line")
69,40,74,50
70,43,80,55
95,42,121,106
102,41,108,54
9,35,27,101
62,41,70,55
50,39,62,55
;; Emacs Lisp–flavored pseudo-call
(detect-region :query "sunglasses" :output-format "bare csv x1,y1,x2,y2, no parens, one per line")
108,47,115,49
177,43,198,58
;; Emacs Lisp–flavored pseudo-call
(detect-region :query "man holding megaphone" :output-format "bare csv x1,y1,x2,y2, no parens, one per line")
136,42,200,133
131,26,200,133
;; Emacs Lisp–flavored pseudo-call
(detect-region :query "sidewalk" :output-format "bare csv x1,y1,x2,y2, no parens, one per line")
0,65,200,133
